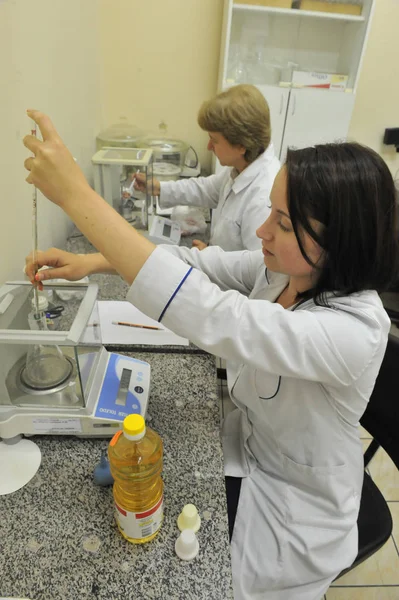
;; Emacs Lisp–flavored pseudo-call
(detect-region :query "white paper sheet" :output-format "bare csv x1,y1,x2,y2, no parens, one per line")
95,301,189,346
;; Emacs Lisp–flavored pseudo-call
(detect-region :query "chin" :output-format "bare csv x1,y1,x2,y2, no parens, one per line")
263,254,280,270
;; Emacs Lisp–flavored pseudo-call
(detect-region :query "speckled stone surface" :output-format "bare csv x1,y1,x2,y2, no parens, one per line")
0,352,233,600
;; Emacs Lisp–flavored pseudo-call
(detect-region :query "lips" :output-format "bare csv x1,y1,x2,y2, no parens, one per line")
262,246,274,257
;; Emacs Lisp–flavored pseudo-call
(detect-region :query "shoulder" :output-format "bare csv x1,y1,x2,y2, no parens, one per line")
250,156,281,189
301,291,390,361
311,291,389,328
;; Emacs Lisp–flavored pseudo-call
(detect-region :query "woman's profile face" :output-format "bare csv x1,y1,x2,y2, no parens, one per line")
207,131,246,170
256,168,324,288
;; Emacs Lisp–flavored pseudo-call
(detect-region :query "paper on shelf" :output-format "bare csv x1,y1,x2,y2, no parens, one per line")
94,301,189,346
292,70,348,90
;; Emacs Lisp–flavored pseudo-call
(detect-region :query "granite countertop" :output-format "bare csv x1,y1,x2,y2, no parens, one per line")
0,352,233,600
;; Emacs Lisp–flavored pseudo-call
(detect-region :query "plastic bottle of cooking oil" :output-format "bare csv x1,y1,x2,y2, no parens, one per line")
108,414,163,544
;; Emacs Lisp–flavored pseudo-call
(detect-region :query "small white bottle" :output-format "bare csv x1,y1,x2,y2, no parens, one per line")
29,295,54,330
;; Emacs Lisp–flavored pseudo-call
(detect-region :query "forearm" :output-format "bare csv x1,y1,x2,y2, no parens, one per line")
83,253,118,275
62,187,155,285
160,175,221,210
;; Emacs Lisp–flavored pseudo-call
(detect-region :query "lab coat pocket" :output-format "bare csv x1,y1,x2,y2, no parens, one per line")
213,216,241,250
254,369,281,400
283,455,358,531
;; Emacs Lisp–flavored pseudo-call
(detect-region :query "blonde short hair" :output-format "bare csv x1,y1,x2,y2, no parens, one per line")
197,84,271,164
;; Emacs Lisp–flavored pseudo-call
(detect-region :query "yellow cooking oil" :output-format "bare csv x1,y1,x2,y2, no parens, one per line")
108,414,163,544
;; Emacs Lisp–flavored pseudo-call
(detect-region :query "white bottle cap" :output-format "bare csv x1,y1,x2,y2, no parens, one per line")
177,503,201,533
31,294,49,311
174,529,199,561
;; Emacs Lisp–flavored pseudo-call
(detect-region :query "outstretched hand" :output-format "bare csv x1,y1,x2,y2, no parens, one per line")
134,172,161,196
192,239,208,251
25,248,92,290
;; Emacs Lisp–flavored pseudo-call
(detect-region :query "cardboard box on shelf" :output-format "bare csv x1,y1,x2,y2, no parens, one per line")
299,1,362,15
292,70,349,90
234,0,292,7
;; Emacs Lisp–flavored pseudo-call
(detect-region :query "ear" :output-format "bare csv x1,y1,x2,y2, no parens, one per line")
237,145,246,156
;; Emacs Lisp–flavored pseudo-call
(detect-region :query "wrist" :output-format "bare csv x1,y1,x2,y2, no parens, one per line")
58,179,93,210
84,253,102,275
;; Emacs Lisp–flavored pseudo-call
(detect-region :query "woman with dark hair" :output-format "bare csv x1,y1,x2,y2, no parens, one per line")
24,112,398,600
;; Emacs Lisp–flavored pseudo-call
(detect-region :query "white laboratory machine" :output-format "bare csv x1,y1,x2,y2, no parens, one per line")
136,135,200,216
92,147,154,228
91,147,181,244
0,281,150,440
148,216,181,246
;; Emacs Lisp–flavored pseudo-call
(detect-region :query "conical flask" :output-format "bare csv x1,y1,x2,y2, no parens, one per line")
23,310,73,391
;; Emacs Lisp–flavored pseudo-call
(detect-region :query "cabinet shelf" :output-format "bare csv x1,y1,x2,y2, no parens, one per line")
233,4,365,22
216,0,374,166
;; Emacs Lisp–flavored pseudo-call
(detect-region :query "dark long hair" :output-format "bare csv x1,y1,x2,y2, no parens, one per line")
285,143,399,304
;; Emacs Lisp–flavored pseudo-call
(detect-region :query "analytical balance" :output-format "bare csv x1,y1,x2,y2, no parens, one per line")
91,147,181,244
0,280,150,440
92,147,154,228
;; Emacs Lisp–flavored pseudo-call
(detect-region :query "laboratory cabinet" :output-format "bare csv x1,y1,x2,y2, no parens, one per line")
260,84,356,159
215,0,375,164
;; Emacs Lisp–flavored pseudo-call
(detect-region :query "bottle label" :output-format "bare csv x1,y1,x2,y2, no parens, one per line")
115,495,163,539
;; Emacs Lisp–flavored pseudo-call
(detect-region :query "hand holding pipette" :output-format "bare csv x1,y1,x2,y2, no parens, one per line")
24,111,89,207
134,172,161,196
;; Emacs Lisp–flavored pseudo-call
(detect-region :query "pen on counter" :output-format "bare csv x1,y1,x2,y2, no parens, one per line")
112,320,162,331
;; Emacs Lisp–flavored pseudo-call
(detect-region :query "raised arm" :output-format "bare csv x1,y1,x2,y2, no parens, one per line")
24,111,156,286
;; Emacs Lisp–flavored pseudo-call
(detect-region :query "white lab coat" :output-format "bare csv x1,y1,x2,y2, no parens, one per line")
159,144,280,251
127,245,390,600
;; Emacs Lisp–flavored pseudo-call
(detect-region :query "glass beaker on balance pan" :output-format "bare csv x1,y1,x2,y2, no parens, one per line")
22,296,73,393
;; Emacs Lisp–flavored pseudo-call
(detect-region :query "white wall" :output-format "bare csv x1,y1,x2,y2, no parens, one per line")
98,0,224,172
349,0,399,178
0,0,101,282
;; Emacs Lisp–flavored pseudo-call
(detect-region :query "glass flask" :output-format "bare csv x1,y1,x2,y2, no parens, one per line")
24,309,73,391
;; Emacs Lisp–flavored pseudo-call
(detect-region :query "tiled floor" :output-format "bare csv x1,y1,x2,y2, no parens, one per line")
216,362,399,599
327,425,399,598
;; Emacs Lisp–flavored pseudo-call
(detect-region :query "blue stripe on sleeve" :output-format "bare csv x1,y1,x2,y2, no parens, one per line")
158,267,193,322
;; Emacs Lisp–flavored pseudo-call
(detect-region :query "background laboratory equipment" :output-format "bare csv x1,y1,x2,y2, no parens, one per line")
92,147,154,228
137,134,189,172
0,281,151,439
96,121,143,151
137,134,200,178
148,215,181,245
108,413,164,544
136,135,200,216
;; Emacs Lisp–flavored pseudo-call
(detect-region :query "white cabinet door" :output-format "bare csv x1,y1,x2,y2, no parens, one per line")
257,85,290,161
280,88,356,162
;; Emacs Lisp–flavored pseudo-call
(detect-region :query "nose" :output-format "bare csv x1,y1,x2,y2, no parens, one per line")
207,140,213,152
256,216,274,241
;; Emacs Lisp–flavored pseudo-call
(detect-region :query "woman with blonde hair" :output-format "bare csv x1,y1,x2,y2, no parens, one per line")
134,84,280,251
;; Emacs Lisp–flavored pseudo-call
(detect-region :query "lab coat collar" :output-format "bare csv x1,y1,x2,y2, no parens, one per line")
231,143,277,195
